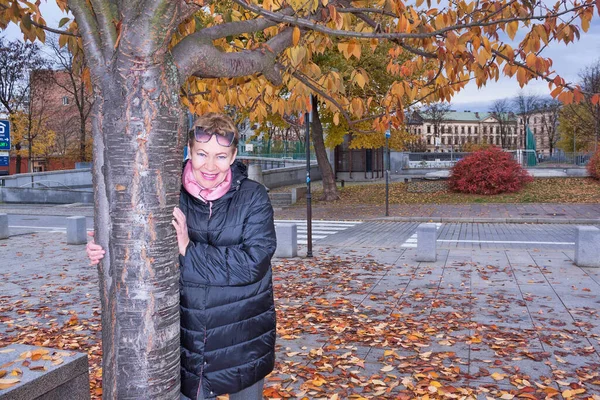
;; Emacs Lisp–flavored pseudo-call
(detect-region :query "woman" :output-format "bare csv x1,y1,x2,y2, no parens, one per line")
87,113,277,400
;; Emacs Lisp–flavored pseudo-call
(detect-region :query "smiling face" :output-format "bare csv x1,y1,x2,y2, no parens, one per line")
188,135,237,189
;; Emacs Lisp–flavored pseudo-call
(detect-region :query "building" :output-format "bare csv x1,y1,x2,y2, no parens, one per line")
0,69,92,175
406,110,519,152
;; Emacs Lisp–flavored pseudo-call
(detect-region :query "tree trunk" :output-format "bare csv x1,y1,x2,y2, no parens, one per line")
92,56,184,399
310,95,339,201
79,111,86,162
15,143,21,174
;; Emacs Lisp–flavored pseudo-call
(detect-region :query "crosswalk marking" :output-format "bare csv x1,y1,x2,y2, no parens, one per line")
275,219,362,245
401,223,442,248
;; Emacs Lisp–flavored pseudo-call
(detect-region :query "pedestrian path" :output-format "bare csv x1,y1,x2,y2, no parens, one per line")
400,222,442,247
274,219,362,245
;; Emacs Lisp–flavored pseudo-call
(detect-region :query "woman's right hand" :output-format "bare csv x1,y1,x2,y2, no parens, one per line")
86,231,105,265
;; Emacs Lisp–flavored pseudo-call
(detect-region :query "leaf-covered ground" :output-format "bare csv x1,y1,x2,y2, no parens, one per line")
299,178,600,205
2,233,600,399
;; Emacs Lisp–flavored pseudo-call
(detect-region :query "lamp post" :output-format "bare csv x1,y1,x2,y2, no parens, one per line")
385,126,391,217
305,102,313,258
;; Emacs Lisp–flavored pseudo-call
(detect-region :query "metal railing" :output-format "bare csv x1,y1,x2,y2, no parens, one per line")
237,156,316,171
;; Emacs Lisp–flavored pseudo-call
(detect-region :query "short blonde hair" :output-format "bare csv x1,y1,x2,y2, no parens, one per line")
188,113,239,149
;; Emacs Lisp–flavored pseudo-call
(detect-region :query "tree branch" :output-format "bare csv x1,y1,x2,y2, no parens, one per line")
231,0,592,41
198,9,293,40
172,28,293,85
67,0,105,78
90,0,118,58
290,69,354,127
29,19,80,37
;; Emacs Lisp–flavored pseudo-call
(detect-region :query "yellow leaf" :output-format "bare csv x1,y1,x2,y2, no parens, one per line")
292,26,301,46
491,372,506,381
380,365,394,372
355,73,366,88
506,21,518,40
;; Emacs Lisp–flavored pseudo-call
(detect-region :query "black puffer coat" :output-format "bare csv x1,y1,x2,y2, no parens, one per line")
179,161,277,399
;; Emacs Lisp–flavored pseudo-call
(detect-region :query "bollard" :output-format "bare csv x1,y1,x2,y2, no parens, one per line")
274,223,297,258
0,213,8,240
574,226,600,268
416,223,437,262
66,216,87,245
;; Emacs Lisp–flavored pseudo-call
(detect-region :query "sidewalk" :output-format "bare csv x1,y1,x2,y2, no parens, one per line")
1,202,599,224
1,224,599,398
275,203,600,224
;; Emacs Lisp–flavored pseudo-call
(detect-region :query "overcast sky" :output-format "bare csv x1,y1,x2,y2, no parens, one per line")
3,3,598,109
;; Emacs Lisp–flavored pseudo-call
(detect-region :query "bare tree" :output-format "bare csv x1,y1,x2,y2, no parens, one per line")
513,91,540,148
0,37,46,172
489,99,516,149
45,35,93,162
579,61,600,151
538,99,562,155
421,102,451,149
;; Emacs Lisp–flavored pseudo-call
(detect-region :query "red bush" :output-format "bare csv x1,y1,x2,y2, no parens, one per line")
587,150,600,180
449,147,533,195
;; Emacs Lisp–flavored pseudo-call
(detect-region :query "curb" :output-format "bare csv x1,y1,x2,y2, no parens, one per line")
373,216,600,225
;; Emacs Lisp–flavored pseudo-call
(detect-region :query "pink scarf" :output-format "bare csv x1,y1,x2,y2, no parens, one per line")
182,161,232,202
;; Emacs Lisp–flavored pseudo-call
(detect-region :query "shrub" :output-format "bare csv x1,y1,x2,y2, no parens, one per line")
587,150,600,180
449,146,533,195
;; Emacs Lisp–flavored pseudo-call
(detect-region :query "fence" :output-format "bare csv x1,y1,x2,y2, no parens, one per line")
403,150,592,169
237,140,316,161
237,156,315,171
406,152,470,168
507,150,592,167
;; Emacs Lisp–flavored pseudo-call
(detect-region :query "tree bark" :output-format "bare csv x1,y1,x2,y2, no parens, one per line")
92,57,184,399
310,95,339,201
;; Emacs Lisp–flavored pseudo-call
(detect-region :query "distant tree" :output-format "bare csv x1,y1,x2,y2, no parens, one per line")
26,70,56,171
0,37,46,172
421,103,452,149
557,61,600,152
513,91,540,147
489,99,515,149
46,34,93,162
538,99,562,155
577,61,600,151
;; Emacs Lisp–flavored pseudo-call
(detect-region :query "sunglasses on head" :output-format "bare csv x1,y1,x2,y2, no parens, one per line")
194,127,235,147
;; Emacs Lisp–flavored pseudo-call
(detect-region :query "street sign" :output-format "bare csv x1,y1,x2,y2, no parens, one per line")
0,120,10,151
385,130,391,138
0,151,8,167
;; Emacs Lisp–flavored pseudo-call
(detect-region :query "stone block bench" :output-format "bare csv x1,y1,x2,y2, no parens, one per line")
0,344,89,400
274,223,297,258
0,214,7,240
416,223,437,262
575,226,600,268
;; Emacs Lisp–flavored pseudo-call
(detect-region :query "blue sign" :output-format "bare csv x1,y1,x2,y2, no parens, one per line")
0,120,10,151
0,154,8,167
385,130,391,138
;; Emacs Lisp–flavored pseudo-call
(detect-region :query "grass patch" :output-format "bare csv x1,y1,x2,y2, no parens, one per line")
301,178,600,205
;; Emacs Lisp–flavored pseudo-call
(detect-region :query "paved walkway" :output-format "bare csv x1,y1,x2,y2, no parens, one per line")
1,202,599,224
0,219,599,398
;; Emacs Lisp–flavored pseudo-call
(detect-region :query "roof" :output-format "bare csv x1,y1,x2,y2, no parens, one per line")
419,111,516,123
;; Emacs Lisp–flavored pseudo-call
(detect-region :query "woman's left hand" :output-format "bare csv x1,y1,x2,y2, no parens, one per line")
172,207,190,256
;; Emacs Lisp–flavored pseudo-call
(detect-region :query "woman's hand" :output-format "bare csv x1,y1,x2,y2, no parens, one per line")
172,207,190,256
86,231,105,265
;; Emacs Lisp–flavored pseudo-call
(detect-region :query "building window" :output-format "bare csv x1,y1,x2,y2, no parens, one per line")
475,127,478,134
62,96,69,105
427,125,431,134
461,126,465,134
483,126,487,134
534,117,537,124
468,126,471,134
